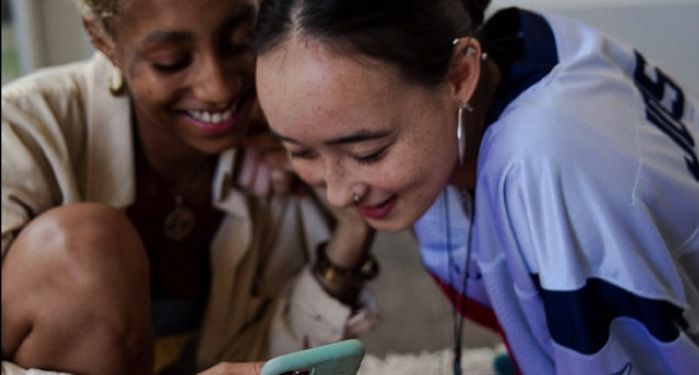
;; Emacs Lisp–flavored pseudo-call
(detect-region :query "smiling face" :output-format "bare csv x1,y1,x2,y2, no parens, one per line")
256,39,460,231
100,0,258,157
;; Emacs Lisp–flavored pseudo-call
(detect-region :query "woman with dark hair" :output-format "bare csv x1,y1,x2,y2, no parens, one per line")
255,0,699,374
1,0,378,374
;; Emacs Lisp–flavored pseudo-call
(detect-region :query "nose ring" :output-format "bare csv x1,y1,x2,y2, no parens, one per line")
353,194,361,204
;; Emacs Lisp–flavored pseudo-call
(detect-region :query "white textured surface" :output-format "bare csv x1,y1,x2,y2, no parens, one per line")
358,346,502,375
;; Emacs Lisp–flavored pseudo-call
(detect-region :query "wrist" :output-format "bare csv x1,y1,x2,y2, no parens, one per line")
312,241,379,306
315,242,379,282
325,222,374,267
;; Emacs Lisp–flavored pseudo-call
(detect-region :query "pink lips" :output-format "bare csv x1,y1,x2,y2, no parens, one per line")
357,195,397,220
184,93,252,137
186,112,240,136
186,108,243,136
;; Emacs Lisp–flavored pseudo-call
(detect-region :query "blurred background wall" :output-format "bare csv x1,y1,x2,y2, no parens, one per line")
3,0,698,92
491,0,699,95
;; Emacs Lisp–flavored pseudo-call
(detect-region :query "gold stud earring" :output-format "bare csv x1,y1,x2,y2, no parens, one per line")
353,194,361,204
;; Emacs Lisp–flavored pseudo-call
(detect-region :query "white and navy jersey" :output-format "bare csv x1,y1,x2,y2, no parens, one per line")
415,7,699,375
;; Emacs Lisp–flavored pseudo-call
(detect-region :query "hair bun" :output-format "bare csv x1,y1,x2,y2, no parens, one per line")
462,0,491,26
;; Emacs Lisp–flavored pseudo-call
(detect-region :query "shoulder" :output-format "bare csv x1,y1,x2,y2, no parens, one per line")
479,83,640,195
2,58,91,106
2,53,119,120
479,9,651,187
2,54,128,149
473,70,646,280
2,58,98,138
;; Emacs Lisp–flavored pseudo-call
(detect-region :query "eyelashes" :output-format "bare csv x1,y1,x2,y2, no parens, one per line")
354,145,389,165
224,35,255,56
149,33,254,74
151,57,192,73
288,149,316,159
288,145,390,165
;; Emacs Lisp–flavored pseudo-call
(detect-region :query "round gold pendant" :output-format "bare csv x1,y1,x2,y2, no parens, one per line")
163,196,195,241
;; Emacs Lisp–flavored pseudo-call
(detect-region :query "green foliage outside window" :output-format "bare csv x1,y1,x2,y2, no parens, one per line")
2,0,20,85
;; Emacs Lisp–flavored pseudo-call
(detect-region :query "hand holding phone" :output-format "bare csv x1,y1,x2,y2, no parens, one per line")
261,339,365,375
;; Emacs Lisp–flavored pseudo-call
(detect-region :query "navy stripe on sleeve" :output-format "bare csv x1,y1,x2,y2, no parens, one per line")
532,275,687,354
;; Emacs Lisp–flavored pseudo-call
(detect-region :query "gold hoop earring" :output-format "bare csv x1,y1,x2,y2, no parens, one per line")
108,67,126,96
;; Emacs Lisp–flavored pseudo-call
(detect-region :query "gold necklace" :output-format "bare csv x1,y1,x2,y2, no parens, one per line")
163,195,195,241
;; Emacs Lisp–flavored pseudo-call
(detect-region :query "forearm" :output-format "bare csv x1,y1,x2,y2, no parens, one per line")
313,221,376,306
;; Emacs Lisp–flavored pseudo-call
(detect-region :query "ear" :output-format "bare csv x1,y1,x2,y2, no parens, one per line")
447,38,482,106
81,17,118,66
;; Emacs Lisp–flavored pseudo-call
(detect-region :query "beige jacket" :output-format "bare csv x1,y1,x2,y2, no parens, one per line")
1,54,377,374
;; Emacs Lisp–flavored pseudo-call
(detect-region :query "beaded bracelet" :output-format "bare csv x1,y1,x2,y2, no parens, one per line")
313,241,380,284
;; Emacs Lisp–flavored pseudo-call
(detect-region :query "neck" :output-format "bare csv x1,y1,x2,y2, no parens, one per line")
133,113,217,187
449,57,502,190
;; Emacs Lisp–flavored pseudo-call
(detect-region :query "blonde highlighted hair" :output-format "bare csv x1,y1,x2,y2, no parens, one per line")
75,0,121,39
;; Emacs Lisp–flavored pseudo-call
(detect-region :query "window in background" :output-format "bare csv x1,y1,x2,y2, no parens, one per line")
1,0,20,84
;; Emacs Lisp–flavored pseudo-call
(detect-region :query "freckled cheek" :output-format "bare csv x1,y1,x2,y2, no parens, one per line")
127,70,181,106
363,165,413,193
382,151,444,193
291,162,325,186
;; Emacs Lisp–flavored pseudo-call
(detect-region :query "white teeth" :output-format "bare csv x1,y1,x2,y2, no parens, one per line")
187,103,238,124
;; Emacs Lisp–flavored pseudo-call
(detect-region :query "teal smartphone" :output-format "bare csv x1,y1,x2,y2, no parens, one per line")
260,339,365,375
